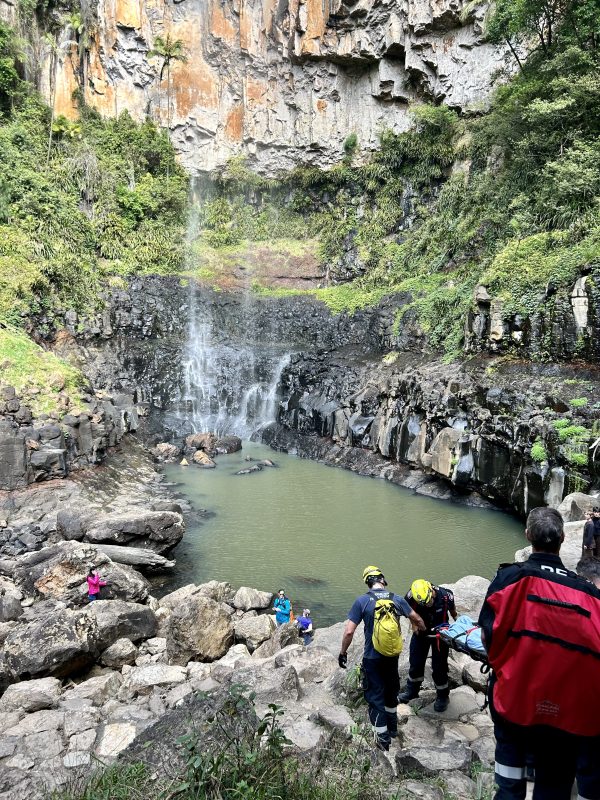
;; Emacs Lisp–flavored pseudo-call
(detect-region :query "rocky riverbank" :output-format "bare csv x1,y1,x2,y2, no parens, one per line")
0,567,496,800
0,488,594,799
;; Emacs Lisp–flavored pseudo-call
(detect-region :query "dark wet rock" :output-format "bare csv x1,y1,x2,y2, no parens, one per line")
85,600,157,649
84,510,184,554
214,436,242,454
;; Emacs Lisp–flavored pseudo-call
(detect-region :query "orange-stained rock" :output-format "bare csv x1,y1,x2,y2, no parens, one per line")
210,2,236,44
53,47,79,121
115,0,142,29
246,77,268,105
316,98,327,112
225,104,244,141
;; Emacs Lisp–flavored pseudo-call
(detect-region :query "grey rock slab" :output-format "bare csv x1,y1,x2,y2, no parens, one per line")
63,710,99,738
232,586,273,611
23,730,65,759
252,621,301,659
68,729,96,751
396,743,473,776
420,686,482,720
442,770,478,799
165,682,193,708
95,723,137,758
0,677,62,713
470,734,496,766
3,605,98,679
397,715,443,748
3,754,34,771
442,576,490,618
101,637,138,668
123,664,187,695
397,779,444,800
0,739,16,758
314,705,354,731
64,672,122,706
63,750,91,768
462,659,490,694
4,710,65,738
0,713,23,733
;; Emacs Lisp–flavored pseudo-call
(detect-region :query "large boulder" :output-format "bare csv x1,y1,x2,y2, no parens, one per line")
0,578,23,622
3,601,99,679
100,638,139,668
165,595,234,665
232,586,273,611
557,492,597,522
234,615,274,650
122,664,187,695
214,436,242,455
84,510,184,555
160,582,232,610
11,541,149,606
0,677,62,712
252,622,301,659
442,576,490,618
84,600,157,650
396,743,473,776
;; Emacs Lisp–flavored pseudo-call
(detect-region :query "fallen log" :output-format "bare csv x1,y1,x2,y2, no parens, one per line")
93,544,175,571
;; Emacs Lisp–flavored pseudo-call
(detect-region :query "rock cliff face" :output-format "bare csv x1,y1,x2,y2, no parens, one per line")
35,278,599,515
0,0,512,174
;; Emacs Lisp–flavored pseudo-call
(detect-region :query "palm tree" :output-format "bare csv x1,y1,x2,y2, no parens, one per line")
45,33,76,167
148,34,188,130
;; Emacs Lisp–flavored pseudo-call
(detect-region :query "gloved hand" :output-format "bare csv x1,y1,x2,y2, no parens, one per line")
338,652,347,669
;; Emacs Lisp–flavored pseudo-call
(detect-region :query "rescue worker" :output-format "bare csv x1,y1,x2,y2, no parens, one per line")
338,566,425,751
582,510,596,558
479,507,600,800
398,579,457,712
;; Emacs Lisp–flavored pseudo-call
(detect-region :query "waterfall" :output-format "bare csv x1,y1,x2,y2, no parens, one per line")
179,283,290,438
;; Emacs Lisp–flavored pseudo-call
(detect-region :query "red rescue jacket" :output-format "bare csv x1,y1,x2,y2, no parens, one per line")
479,553,600,737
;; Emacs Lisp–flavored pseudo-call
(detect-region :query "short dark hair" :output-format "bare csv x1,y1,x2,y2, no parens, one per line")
366,573,384,588
576,558,600,584
526,507,563,552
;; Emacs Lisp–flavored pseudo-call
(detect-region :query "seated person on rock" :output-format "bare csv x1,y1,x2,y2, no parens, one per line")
296,609,313,645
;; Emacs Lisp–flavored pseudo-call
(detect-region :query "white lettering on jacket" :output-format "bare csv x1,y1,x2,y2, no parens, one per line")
540,565,568,576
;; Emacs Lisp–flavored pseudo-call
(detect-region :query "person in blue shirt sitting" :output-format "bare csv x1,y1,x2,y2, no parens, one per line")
296,609,313,645
273,589,291,626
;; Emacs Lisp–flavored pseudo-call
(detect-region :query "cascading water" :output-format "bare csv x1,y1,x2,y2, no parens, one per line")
179,282,290,438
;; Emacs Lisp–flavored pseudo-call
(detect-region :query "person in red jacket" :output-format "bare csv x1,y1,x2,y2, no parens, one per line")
86,568,107,601
479,507,600,800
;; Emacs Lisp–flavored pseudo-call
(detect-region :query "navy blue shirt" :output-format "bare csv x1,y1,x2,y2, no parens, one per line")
348,589,412,660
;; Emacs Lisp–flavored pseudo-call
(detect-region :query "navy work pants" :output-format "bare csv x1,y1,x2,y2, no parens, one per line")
493,708,600,800
362,656,399,747
406,632,449,697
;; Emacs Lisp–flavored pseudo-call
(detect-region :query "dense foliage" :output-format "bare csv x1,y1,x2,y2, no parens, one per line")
0,20,187,326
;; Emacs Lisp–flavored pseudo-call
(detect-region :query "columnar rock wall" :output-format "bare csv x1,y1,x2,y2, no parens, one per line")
0,0,513,174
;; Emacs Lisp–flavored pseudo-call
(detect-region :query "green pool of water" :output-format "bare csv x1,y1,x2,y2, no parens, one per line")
163,442,524,626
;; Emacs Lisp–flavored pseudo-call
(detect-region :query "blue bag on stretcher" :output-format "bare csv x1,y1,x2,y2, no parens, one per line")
437,614,487,657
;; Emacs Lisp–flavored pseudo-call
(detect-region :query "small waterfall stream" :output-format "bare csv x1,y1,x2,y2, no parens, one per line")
179,283,290,438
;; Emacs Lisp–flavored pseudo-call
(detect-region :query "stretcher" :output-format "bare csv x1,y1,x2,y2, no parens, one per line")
432,614,489,665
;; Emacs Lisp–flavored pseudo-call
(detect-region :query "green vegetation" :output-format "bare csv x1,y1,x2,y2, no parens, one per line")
569,397,588,408
530,439,548,463
53,687,394,800
0,18,187,327
0,326,84,415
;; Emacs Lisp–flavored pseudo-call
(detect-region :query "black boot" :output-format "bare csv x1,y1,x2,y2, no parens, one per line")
398,682,420,704
434,693,449,713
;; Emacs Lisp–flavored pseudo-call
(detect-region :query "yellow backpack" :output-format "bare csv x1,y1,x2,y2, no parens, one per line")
369,591,403,657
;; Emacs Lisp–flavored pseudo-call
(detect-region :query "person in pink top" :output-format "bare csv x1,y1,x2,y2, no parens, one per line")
86,568,107,601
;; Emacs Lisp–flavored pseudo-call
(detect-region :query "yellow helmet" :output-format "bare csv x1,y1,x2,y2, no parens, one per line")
363,566,384,584
411,579,434,605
